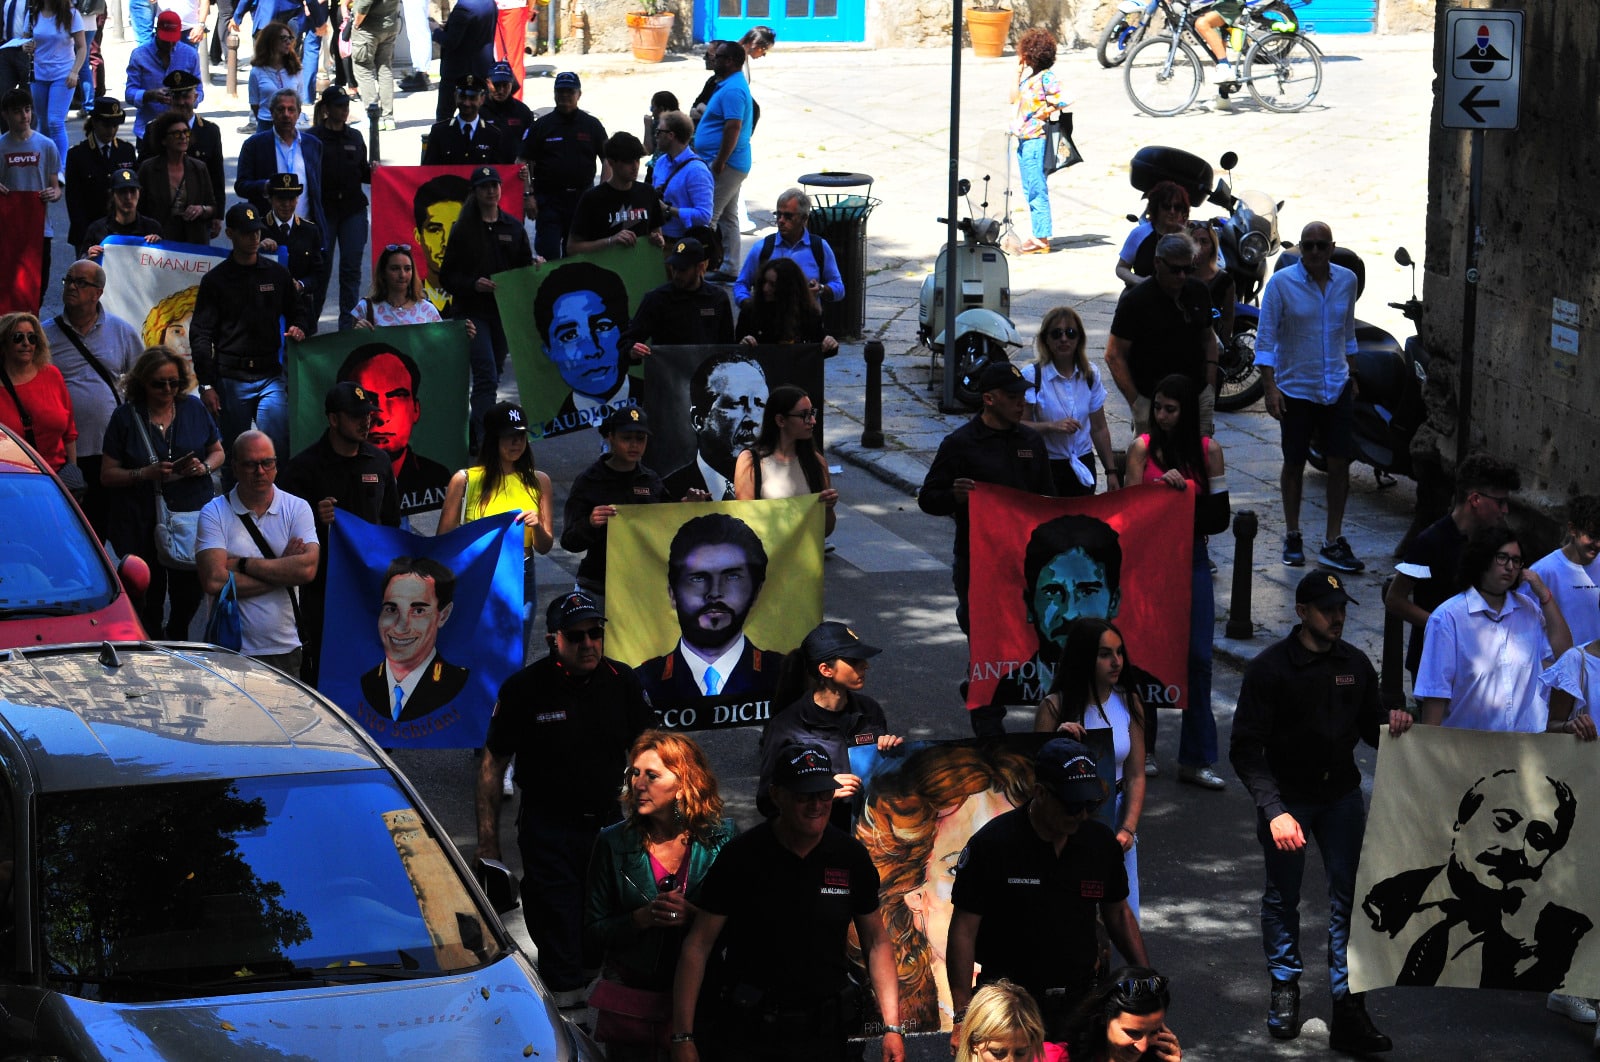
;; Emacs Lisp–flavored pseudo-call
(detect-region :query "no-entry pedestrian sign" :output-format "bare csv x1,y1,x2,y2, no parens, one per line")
1442,9,1522,130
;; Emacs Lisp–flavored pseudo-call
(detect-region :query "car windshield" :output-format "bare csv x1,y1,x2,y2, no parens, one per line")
37,771,505,1002
0,476,118,617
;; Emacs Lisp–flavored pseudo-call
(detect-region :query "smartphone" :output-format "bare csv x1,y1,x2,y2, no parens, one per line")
171,451,195,465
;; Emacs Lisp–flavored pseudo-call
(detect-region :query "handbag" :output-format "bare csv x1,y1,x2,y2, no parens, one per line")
1045,112,1084,174
338,12,353,58
588,978,671,1048
205,572,244,651
130,412,202,570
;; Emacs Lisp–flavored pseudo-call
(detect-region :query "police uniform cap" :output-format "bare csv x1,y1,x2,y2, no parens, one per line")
1296,570,1358,608
225,203,265,231
267,172,304,196
326,380,380,416
110,167,141,190
89,97,126,122
161,69,202,90
976,360,1029,395
470,165,502,188
455,73,487,94
599,406,652,437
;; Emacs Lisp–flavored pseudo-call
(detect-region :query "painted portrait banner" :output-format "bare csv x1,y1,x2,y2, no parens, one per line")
0,192,45,313
99,236,288,386
1350,726,1600,997
319,511,524,749
639,344,825,501
967,483,1193,711
845,735,1055,1034
495,241,664,440
605,497,824,732
370,164,524,316
285,322,470,520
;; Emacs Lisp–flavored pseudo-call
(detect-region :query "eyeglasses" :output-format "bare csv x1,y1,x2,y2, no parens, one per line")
148,377,183,390
1159,259,1197,275
1047,327,1079,340
563,626,605,642
166,128,191,137
1473,491,1510,511
1299,240,1331,251
654,126,670,134
1114,975,1170,1001
237,458,278,472
784,408,818,421
7,332,38,346
384,243,412,253
1492,551,1525,570
62,276,102,289
773,210,801,220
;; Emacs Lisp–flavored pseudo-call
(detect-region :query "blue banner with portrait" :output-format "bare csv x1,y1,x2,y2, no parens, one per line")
319,511,524,748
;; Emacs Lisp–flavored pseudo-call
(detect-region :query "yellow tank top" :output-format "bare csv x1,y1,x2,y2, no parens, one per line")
464,466,541,550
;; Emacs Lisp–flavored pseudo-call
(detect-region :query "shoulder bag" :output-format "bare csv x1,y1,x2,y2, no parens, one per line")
51,316,125,406
205,572,244,651
130,411,202,571
238,509,304,635
588,978,671,1049
1045,112,1084,174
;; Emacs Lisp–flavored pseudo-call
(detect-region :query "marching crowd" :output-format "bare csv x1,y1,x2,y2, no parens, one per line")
3,11,1599,1062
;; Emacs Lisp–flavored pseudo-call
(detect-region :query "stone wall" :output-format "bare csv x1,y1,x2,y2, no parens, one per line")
866,0,1118,51
578,0,697,54
1417,0,1600,513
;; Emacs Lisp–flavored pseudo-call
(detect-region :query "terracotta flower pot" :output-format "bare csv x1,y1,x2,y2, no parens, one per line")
626,11,676,63
966,8,1012,57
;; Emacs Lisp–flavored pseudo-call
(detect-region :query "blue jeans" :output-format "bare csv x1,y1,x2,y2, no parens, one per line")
328,208,369,328
466,314,507,447
128,0,157,46
533,192,577,261
299,23,322,103
1017,135,1051,240
1256,787,1366,998
215,375,289,462
30,78,74,164
1179,540,1218,767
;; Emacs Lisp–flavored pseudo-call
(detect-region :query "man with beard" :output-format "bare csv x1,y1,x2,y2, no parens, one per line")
531,260,635,437
1361,769,1589,994
635,512,781,708
663,350,766,501
618,236,734,353
281,381,400,684
337,344,451,524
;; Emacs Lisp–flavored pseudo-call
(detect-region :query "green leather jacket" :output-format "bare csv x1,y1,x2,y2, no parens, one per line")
584,816,737,988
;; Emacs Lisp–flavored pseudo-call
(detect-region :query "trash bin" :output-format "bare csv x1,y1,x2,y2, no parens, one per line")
799,171,878,341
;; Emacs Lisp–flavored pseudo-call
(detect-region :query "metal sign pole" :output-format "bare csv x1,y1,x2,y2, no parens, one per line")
940,0,963,412
1457,127,1483,465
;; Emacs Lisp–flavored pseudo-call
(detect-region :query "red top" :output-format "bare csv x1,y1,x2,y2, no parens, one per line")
0,364,78,470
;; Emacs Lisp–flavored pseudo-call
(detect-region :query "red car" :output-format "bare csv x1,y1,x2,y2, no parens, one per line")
0,422,149,648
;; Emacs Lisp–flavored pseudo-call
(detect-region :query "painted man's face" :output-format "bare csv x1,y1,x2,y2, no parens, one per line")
1029,547,1119,651
546,289,623,398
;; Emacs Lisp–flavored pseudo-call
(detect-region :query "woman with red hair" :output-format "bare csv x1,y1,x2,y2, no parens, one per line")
1009,28,1068,255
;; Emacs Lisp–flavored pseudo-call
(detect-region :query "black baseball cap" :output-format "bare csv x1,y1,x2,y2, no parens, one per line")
326,380,380,416
483,401,528,438
600,406,652,436
470,165,501,188
1296,571,1358,608
110,167,140,191
225,203,266,232
489,61,515,83
546,590,605,633
801,621,881,665
771,744,837,794
554,71,581,91
976,360,1029,395
1034,737,1105,805
666,237,707,268
320,84,351,104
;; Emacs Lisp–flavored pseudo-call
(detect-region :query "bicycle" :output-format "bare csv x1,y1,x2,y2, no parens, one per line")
1097,0,1301,69
1123,0,1322,116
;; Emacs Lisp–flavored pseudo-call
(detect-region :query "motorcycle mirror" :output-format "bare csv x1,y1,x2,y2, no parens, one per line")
1218,151,1238,171
1394,247,1413,268
958,178,971,196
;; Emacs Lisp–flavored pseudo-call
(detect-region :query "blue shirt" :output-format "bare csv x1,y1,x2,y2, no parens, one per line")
232,0,305,32
124,40,205,138
651,144,713,238
692,71,753,173
1256,260,1359,404
733,229,844,306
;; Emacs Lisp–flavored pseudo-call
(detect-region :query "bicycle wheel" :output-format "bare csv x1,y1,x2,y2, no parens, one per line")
1244,32,1322,112
1124,34,1203,118
1097,14,1145,68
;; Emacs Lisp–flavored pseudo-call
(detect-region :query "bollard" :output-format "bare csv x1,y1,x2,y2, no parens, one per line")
1379,576,1407,710
226,25,239,98
1224,510,1257,639
368,102,381,163
861,339,885,448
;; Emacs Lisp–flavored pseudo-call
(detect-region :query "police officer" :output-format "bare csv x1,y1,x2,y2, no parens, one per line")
64,96,139,251
918,360,1056,734
79,167,163,258
525,70,608,260
559,406,672,597
946,737,1147,1044
480,60,535,163
421,73,502,166
260,172,328,334
477,590,653,1007
279,380,400,685
670,743,907,1062
190,203,308,460
618,237,735,354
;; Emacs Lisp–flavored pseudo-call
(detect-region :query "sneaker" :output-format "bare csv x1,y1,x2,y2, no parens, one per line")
1282,531,1305,567
1330,992,1392,1053
1267,979,1299,1040
1178,765,1226,790
1144,753,1159,778
380,118,396,131
1210,62,1234,85
1547,992,1598,1023
1319,536,1366,573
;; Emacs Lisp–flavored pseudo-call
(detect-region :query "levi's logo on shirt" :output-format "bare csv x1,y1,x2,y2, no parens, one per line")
4,150,40,168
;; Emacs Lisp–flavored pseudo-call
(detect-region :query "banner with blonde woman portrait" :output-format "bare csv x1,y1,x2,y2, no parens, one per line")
604,497,824,732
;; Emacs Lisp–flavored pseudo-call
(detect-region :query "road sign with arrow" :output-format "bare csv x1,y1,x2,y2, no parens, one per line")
1442,9,1521,130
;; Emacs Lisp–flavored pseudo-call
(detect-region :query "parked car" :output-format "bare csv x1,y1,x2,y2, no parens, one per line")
0,422,148,648
0,642,602,1061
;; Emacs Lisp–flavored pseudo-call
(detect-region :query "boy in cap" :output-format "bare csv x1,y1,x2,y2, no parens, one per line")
1229,570,1391,1052
524,70,609,260
64,96,139,248
566,131,665,256
260,171,328,333
559,406,673,597
946,736,1146,1043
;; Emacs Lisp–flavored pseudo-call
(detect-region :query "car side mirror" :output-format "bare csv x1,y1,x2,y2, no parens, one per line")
118,554,151,602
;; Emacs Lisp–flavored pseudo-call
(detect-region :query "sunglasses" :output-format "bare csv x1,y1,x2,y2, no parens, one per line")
384,243,413,253
237,458,278,472
1047,327,1079,340
8,332,38,345
1299,240,1331,251
564,626,605,642
62,276,101,289
1114,974,1170,1001
148,377,183,390
1159,259,1197,275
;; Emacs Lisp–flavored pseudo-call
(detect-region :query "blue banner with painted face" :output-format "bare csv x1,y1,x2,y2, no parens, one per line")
319,510,524,748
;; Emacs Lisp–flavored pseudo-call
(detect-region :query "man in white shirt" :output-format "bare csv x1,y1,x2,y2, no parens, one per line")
1258,220,1361,573
196,430,319,676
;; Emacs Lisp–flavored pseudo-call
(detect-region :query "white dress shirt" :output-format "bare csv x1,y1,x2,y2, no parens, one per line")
1414,586,1553,733
1256,260,1359,404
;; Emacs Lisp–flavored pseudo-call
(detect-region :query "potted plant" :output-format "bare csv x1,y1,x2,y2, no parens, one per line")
966,0,1011,57
626,0,676,62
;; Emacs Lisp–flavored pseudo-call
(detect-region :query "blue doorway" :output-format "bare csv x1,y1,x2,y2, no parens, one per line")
696,0,864,44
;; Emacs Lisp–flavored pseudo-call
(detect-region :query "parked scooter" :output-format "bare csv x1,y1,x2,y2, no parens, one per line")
1125,146,1283,411
920,176,1016,408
